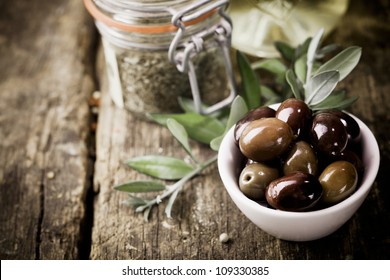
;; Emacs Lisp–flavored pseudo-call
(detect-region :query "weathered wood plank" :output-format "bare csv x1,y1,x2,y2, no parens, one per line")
91,0,390,260
0,0,97,259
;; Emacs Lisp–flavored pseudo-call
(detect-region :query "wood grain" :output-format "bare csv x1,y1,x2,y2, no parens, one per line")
1,0,389,260
0,0,97,259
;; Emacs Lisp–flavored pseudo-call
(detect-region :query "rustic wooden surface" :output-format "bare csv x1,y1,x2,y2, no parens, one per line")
1,0,389,260
0,0,97,259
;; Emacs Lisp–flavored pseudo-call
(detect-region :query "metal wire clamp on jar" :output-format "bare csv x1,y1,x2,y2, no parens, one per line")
84,0,237,117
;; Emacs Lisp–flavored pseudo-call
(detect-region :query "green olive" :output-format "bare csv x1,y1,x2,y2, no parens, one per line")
239,118,294,162
319,160,358,204
239,163,279,201
283,141,318,176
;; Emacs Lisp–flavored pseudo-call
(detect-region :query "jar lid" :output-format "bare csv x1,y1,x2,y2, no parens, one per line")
83,0,218,34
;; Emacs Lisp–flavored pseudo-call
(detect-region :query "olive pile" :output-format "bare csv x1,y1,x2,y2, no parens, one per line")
235,98,363,212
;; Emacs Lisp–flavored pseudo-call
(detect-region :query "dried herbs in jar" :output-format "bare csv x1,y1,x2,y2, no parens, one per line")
84,0,236,118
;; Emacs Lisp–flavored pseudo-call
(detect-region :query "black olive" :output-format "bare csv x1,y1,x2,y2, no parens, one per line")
276,98,312,139
266,172,323,211
310,112,348,156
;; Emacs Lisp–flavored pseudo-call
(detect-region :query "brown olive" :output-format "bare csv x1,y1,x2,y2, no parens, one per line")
239,118,294,162
283,141,318,176
234,106,276,144
239,163,279,201
266,172,323,211
319,161,358,204
276,98,312,138
310,112,348,156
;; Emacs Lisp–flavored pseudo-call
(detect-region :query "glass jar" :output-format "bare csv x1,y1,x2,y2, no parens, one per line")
84,0,237,118
227,0,349,58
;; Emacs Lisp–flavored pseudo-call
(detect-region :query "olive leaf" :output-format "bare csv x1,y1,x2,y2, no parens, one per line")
306,28,324,81
114,180,166,193
316,43,340,59
286,69,304,100
149,113,225,144
332,96,359,110
236,51,261,109
125,194,148,208
309,89,346,110
315,46,362,81
178,97,200,113
294,54,307,84
294,37,312,61
209,139,221,152
224,95,249,129
312,96,359,111
210,95,248,151
260,85,280,105
125,155,194,180
177,97,224,119
305,70,340,105
166,118,193,160
274,41,295,62
251,58,287,83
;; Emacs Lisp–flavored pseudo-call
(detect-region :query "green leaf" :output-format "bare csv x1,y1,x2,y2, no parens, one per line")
305,70,340,105
316,43,339,59
177,97,223,119
167,119,192,158
331,96,359,110
286,69,304,100
210,96,248,151
309,89,346,110
306,28,324,81
294,54,307,84
260,85,280,104
178,97,197,113
315,46,362,81
126,155,194,180
251,58,287,82
125,194,148,208
115,180,166,193
209,136,223,151
294,37,312,60
149,113,225,144
274,41,295,62
312,95,358,111
307,29,324,64
223,95,249,133
236,51,261,109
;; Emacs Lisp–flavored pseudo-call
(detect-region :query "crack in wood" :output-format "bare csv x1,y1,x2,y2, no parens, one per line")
35,172,45,260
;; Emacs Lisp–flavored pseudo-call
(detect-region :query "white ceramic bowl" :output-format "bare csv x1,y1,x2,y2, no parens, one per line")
218,106,380,241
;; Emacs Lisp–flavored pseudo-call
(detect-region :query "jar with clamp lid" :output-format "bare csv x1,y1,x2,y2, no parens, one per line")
84,0,237,118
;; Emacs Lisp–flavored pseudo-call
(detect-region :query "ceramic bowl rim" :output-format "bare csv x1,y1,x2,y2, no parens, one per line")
218,108,380,220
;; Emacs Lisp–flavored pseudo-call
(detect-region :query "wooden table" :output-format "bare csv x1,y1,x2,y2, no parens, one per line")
1,0,389,260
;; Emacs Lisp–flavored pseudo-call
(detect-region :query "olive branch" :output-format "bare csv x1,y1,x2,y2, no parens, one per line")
114,30,361,221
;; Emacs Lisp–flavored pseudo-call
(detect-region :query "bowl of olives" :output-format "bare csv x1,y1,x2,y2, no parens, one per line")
218,100,380,241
